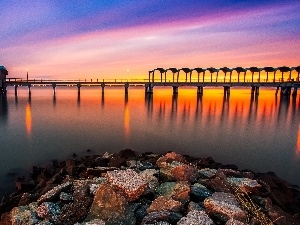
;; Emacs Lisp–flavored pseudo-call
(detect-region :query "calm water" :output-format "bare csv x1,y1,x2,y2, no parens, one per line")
0,86,300,196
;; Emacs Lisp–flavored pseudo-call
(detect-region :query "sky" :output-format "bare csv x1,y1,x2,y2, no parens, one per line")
1,0,300,80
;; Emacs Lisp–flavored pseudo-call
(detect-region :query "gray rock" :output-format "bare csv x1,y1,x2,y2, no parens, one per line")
36,202,61,224
177,210,214,225
198,168,217,179
37,181,72,205
190,183,212,202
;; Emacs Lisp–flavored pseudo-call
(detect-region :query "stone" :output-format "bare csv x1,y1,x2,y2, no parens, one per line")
198,168,217,179
190,183,212,202
227,178,261,193
268,205,300,225
86,167,118,177
106,169,147,201
187,201,204,212
156,152,188,167
159,161,198,182
202,177,231,193
36,202,61,224
177,210,214,225
204,192,247,222
37,181,72,205
79,219,106,225
87,183,135,225
59,192,73,201
57,180,93,224
139,169,159,192
158,181,190,203
147,196,182,213
142,211,182,224
10,205,39,225
225,218,248,225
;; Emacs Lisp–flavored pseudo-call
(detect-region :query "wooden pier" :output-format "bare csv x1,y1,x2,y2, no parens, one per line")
1,66,300,97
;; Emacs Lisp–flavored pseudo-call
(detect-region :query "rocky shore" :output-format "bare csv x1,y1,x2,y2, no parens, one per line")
0,150,300,225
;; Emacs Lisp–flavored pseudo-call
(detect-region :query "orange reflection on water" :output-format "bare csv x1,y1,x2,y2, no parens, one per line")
124,102,130,138
297,125,300,157
25,102,32,135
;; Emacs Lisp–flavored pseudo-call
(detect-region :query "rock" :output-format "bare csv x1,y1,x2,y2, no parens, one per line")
10,205,39,225
187,201,204,212
37,181,72,205
18,193,35,206
78,219,106,225
204,192,247,222
198,168,217,179
106,169,147,201
65,159,76,175
59,192,73,202
36,202,61,224
156,152,188,167
57,180,93,224
268,205,300,225
87,183,135,225
159,161,198,182
147,196,182,213
158,181,190,203
142,211,182,224
86,167,118,177
227,178,261,193
190,183,212,202
177,210,214,225
225,218,248,225
139,169,159,192
202,177,231,193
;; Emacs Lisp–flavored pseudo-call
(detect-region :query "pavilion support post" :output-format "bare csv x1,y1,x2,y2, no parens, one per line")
229,71,232,83
275,87,279,95
197,86,203,95
292,87,298,97
101,83,105,94
124,82,129,94
251,86,255,95
15,85,18,95
172,86,178,94
255,86,259,95
77,83,81,95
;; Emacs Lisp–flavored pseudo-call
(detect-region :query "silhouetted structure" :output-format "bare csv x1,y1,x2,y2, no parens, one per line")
0,66,8,94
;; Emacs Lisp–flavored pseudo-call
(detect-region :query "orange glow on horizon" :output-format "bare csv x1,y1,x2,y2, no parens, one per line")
25,102,32,135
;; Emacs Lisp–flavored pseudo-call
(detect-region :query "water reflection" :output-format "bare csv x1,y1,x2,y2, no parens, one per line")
0,95,8,121
25,102,32,135
297,125,300,157
124,97,130,140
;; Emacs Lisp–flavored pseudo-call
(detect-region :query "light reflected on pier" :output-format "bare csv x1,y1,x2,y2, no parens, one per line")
25,102,32,135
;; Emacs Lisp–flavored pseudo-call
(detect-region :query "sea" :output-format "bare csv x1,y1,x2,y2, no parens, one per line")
0,86,299,197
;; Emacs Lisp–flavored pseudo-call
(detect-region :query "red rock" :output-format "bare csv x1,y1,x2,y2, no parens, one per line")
156,152,188,167
106,169,147,201
160,161,198,182
158,181,190,203
204,192,247,222
147,196,182,213
87,183,131,224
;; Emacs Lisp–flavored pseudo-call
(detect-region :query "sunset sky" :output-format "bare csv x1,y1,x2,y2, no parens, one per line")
1,0,300,80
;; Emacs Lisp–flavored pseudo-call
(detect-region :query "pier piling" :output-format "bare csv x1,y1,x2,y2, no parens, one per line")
172,86,178,94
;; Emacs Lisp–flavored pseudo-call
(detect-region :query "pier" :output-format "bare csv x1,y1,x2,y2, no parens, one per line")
1,66,300,97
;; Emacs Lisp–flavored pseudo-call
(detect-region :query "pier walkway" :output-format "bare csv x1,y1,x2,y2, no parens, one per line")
2,66,300,96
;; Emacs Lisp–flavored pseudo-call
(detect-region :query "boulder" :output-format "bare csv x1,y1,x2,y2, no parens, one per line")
198,168,217,179
157,181,190,203
227,178,261,193
147,196,182,213
139,169,159,192
187,202,204,212
142,211,182,224
159,161,198,182
106,169,147,201
37,181,72,205
87,183,135,225
57,180,93,224
10,205,39,225
156,152,188,167
36,202,61,224
177,210,214,225
204,192,247,222
190,183,212,202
